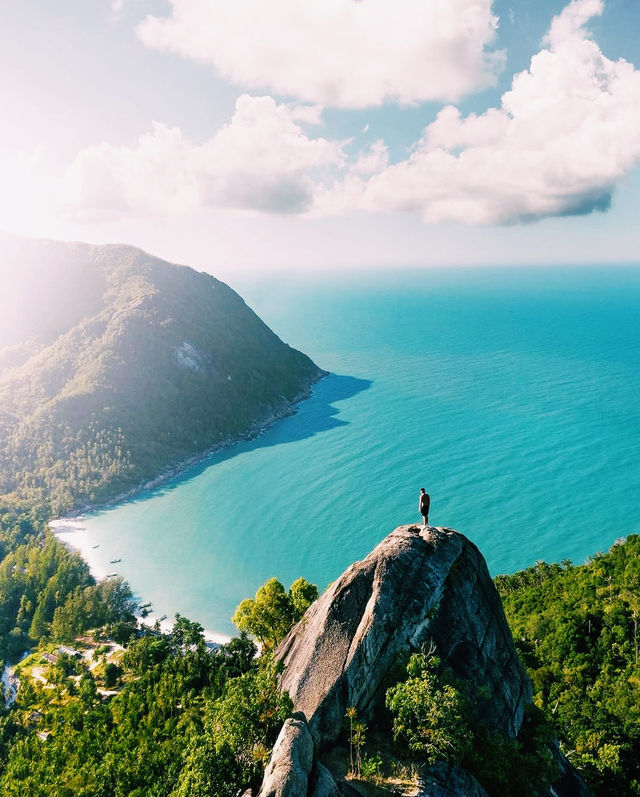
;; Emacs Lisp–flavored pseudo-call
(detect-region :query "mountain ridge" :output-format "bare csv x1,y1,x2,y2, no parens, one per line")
0,235,324,513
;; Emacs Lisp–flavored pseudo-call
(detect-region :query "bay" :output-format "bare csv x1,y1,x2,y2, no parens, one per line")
60,267,640,638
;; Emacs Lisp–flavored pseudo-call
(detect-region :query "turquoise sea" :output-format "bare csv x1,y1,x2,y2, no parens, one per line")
63,267,640,638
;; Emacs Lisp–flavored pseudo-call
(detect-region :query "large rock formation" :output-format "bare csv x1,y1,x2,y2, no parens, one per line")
416,763,489,797
276,525,530,747
257,713,341,797
258,713,314,797
254,524,592,796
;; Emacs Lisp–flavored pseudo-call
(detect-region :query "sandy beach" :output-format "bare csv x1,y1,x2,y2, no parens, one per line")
50,517,231,646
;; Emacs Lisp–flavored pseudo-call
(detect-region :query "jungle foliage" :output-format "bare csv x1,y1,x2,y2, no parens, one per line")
0,627,290,796
232,576,319,648
0,502,299,795
496,534,640,795
1,498,640,795
0,500,137,662
384,645,558,796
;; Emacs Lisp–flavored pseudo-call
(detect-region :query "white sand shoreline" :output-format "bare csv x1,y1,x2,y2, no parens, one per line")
47,373,326,648
62,373,326,519
50,518,231,647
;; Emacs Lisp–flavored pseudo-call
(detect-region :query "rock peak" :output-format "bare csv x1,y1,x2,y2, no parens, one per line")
276,524,530,747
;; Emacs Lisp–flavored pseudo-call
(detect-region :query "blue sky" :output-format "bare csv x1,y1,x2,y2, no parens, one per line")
2,0,640,275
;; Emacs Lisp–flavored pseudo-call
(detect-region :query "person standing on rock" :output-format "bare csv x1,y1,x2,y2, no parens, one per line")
419,488,430,526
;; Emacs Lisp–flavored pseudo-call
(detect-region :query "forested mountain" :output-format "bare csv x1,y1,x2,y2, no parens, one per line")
0,235,323,514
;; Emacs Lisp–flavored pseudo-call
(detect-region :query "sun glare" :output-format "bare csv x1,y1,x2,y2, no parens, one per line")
0,149,60,240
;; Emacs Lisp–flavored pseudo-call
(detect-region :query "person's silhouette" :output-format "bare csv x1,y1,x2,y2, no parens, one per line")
418,487,430,526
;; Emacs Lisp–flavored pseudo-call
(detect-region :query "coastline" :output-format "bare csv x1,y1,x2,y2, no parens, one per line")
50,517,232,646
64,368,328,517
49,370,327,645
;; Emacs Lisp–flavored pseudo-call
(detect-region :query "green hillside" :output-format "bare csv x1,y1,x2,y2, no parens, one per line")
496,536,640,794
0,235,323,514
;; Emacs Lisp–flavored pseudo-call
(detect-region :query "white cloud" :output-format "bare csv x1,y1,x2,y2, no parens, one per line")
63,95,344,218
16,1,640,231
332,0,640,224
352,140,389,176
545,0,602,49
136,0,504,108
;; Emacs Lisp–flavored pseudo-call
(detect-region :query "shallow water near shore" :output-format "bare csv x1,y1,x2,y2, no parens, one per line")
63,266,640,638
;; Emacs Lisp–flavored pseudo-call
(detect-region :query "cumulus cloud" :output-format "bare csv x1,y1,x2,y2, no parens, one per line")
332,0,640,224
136,0,503,108
352,140,389,176
63,95,344,218
52,1,640,227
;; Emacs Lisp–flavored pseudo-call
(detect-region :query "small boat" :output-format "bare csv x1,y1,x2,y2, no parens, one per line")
140,602,152,609
92,544,100,549
159,614,167,622
106,572,118,578
109,558,121,564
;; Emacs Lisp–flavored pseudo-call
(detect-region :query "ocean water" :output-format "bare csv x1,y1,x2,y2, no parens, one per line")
60,267,640,638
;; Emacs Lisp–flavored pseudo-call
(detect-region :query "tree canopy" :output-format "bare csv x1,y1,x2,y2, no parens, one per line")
496,534,640,794
232,576,318,648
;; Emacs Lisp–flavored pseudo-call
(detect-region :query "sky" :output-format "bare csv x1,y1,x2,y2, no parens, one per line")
2,0,640,276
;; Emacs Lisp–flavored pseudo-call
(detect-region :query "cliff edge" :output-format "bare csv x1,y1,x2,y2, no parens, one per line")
257,525,590,797
277,525,530,747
